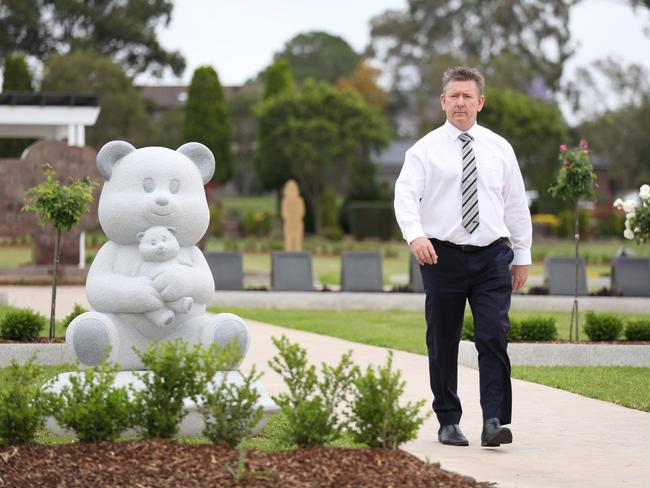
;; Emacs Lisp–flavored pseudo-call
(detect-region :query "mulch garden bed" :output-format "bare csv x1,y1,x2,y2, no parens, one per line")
0,440,488,487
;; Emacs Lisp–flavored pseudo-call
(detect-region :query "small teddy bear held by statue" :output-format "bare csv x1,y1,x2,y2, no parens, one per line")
136,225,193,327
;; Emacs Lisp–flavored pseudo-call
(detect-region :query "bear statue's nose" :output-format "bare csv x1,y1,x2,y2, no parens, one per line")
155,196,169,206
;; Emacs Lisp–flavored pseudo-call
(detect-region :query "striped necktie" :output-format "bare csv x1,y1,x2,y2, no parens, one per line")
459,133,479,233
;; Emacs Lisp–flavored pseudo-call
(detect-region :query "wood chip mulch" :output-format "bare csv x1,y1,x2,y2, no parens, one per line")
0,440,489,487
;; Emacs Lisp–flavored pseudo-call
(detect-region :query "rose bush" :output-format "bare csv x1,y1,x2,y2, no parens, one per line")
613,184,650,243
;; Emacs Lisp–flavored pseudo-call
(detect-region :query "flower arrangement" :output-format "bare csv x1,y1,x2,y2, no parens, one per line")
614,184,650,243
548,140,597,201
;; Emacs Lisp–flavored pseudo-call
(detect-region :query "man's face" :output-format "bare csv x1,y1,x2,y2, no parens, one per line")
440,80,485,132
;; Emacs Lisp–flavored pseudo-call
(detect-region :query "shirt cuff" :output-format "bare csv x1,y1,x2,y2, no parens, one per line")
512,248,531,266
404,225,426,245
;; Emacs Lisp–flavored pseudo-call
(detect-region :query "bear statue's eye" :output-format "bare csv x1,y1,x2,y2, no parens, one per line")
161,235,167,241
169,179,180,194
143,178,155,193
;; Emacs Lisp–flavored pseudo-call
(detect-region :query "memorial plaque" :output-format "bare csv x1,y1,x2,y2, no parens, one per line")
611,257,650,297
341,251,383,292
204,252,244,290
544,256,587,296
271,251,313,291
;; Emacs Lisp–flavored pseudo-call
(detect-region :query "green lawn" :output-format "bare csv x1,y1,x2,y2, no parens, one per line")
0,246,32,267
212,307,650,344
511,366,650,412
209,307,650,412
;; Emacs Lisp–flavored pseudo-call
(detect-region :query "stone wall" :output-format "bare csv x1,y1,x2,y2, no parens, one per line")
0,139,101,265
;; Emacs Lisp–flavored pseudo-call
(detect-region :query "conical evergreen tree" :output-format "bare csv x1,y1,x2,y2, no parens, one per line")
183,66,232,183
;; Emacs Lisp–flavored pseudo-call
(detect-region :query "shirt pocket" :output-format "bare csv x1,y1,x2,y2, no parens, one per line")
481,156,504,189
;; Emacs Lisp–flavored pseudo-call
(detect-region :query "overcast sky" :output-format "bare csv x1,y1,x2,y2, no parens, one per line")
151,0,650,88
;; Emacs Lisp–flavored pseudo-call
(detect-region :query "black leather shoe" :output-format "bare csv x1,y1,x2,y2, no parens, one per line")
481,418,512,447
438,424,469,446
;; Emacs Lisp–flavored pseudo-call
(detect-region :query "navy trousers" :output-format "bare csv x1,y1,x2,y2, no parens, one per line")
420,238,514,426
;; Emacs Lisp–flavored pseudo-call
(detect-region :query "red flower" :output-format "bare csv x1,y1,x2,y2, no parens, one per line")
563,160,572,168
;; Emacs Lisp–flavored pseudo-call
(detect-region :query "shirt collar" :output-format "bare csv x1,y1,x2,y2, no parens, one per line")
444,120,479,141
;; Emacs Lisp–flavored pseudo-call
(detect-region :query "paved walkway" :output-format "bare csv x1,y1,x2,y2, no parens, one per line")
1,286,649,487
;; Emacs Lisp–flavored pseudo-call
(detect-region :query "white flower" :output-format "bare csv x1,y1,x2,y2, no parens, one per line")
613,198,624,209
622,200,637,213
626,210,636,220
624,228,635,240
640,184,650,200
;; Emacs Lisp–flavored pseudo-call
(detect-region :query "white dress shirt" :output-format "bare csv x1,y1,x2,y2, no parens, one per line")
394,120,532,265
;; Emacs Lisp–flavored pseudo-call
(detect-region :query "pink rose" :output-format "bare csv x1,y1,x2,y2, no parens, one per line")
559,144,568,153
579,139,589,150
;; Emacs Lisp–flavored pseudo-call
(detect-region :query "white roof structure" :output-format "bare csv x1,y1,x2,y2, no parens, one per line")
0,92,100,147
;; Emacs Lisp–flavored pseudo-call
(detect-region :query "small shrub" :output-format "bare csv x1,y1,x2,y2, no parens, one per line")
0,357,56,445
584,311,623,341
507,318,521,341
269,335,355,448
0,308,46,341
624,320,650,341
51,359,135,442
349,351,429,448
59,303,88,329
201,366,263,447
461,316,474,341
134,339,219,439
518,316,557,341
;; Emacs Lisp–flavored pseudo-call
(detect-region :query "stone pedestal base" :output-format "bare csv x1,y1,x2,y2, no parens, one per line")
43,370,279,438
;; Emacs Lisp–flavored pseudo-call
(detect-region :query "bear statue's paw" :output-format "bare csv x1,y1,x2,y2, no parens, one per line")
201,312,250,368
66,312,118,366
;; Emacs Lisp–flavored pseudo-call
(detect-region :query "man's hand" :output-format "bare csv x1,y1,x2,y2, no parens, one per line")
511,265,529,291
410,237,438,265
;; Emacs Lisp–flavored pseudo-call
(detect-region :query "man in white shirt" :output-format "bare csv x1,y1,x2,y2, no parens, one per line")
394,66,532,447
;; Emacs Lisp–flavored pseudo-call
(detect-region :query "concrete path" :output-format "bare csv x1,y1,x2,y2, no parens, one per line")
2,286,649,487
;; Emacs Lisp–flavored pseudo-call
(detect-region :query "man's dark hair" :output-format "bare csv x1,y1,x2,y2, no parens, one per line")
442,66,485,95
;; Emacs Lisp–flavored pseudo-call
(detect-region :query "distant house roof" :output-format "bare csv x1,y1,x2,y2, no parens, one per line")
372,139,415,167
139,85,188,109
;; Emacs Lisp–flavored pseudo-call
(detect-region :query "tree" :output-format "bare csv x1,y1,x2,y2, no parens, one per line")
255,80,391,233
370,0,573,93
337,60,387,111
368,0,574,135
0,0,184,77
22,165,97,339
0,52,35,157
41,50,156,148
229,84,263,194
1,51,32,91
568,58,650,190
479,88,568,211
263,58,294,99
548,141,596,342
183,66,232,184
273,31,360,83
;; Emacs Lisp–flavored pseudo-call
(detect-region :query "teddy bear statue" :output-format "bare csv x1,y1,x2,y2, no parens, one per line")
66,141,250,370
136,225,193,327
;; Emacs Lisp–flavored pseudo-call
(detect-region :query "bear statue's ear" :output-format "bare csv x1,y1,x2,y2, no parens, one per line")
97,141,136,180
136,231,145,242
167,227,177,236
177,142,215,184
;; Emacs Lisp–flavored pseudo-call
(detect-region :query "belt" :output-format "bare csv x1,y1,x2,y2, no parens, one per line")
431,237,508,253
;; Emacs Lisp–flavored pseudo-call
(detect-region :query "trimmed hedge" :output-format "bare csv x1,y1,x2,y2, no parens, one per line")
624,320,650,341
0,309,46,341
584,311,623,341
518,316,558,341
